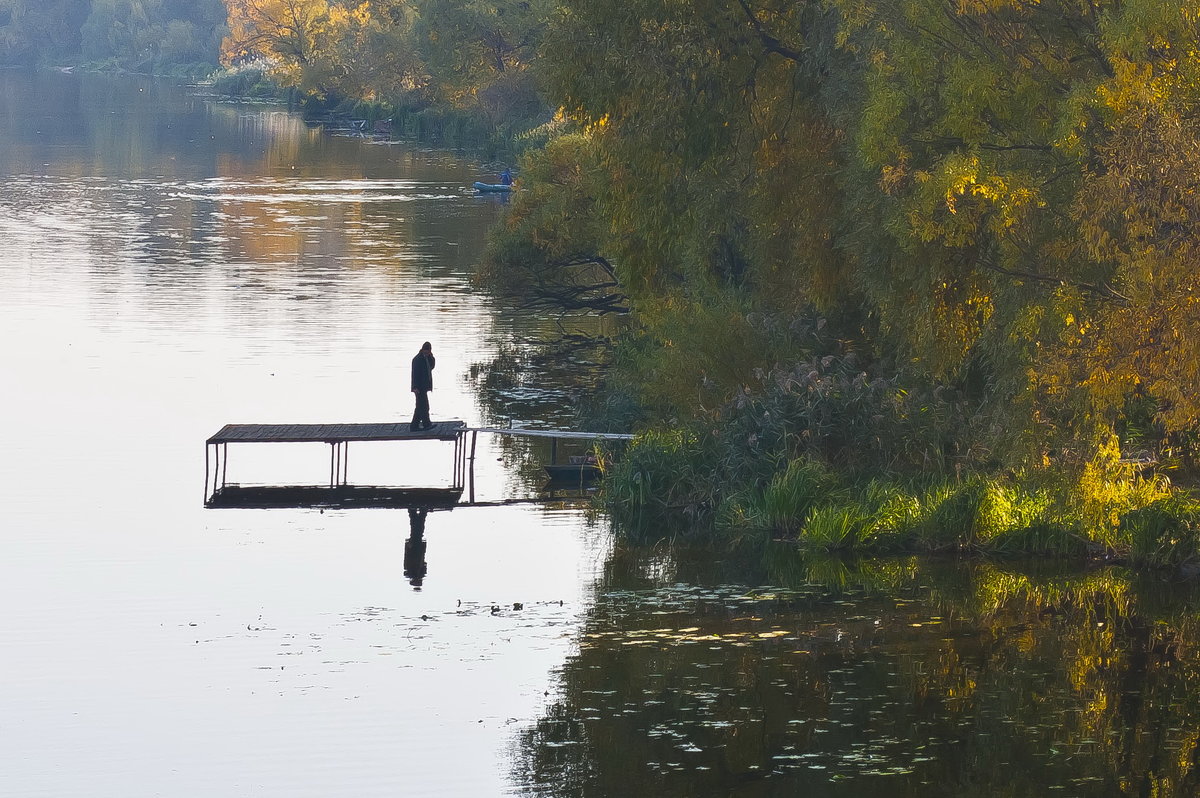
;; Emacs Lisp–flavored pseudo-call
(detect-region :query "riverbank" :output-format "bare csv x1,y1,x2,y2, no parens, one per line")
204,63,550,160
601,432,1200,573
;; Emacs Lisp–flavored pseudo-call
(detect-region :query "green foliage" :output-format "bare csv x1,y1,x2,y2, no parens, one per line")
206,59,279,96
734,458,843,537
0,0,90,65
219,0,553,142
608,425,1199,562
1121,495,1200,568
857,481,924,548
471,0,1200,564
602,430,719,540
799,504,868,551
0,0,225,72
82,0,226,74
476,132,626,313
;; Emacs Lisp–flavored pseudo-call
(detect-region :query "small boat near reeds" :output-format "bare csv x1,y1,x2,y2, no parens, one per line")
544,453,602,484
544,463,602,483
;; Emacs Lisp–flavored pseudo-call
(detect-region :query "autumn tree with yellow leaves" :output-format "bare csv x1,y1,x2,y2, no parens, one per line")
472,0,1200,544
219,0,549,125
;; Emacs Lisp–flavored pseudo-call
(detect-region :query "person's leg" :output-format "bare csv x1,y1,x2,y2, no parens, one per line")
411,391,427,431
416,391,431,428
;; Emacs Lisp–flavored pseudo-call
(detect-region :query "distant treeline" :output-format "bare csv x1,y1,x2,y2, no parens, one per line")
0,0,226,74
218,0,552,141
0,0,553,141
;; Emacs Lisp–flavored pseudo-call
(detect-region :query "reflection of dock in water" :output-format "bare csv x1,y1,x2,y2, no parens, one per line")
203,421,633,509
206,485,462,509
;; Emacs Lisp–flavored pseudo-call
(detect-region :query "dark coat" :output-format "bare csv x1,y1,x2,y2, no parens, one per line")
411,351,435,392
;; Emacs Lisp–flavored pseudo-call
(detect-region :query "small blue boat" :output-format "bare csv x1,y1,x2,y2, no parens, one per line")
474,181,512,193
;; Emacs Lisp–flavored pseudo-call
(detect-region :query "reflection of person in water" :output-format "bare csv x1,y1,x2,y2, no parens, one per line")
404,507,429,588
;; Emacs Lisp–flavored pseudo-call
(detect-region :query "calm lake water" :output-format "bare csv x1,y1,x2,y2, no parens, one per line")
3,71,1199,797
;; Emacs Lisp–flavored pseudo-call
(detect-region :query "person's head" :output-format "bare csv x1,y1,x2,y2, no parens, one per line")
421,341,432,352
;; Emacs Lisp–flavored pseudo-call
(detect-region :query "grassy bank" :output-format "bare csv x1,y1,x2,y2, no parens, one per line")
602,431,1200,571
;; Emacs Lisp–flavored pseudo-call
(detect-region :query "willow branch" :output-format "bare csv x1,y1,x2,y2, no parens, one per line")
735,0,805,63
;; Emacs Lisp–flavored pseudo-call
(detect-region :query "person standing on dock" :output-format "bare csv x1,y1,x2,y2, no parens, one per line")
410,341,435,431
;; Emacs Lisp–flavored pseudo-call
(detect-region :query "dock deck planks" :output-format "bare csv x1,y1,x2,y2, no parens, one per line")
207,420,466,444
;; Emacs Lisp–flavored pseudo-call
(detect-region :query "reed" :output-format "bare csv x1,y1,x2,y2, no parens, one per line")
603,431,1200,568
1121,494,1200,568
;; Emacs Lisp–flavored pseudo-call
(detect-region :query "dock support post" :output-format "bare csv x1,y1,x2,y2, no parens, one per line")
204,443,210,504
341,442,349,486
221,443,228,489
329,442,336,488
468,431,477,504
551,437,558,466
452,432,462,488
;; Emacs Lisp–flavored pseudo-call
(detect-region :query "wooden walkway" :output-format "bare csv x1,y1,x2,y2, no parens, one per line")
467,427,634,441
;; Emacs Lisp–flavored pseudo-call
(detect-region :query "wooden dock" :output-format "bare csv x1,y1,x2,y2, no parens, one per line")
205,421,470,508
204,421,633,509
207,422,464,444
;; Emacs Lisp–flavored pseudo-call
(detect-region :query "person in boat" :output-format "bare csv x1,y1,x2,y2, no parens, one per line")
499,167,513,186
410,341,435,431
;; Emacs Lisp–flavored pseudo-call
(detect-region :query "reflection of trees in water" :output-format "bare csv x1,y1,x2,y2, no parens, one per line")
469,319,621,494
514,548,1200,796
470,330,612,428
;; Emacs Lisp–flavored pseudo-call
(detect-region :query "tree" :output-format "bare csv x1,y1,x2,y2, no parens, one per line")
0,0,90,65
222,0,331,85
503,0,1200,477
413,0,550,124
480,133,628,316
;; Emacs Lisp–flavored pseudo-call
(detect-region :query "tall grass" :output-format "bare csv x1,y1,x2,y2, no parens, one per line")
602,429,719,540
737,459,841,536
1121,494,1200,568
606,438,1200,567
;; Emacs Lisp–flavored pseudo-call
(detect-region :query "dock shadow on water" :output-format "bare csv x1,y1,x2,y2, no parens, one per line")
513,545,1200,797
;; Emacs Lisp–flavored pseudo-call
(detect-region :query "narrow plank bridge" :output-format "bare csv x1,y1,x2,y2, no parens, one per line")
204,420,634,509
